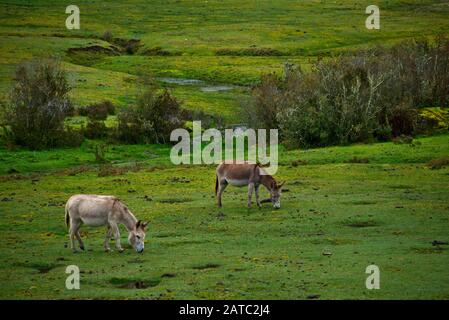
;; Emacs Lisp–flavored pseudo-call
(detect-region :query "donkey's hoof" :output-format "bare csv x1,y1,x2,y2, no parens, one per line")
80,246,85,251
118,248,124,253
104,248,111,252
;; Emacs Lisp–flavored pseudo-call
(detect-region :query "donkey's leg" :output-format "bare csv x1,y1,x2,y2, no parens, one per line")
69,219,81,253
255,184,261,208
104,224,113,252
110,221,124,252
75,229,85,251
217,181,228,208
247,183,255,208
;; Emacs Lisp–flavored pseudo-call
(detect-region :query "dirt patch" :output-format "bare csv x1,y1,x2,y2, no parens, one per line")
343,220,380,228
344,156,370,164
413,247,445,254
109,277,161,289
162,239,207,248
98,163,144,177
427,156,449,170
215,47,285,56
6,168,20,174
346,200,377,205
169,176,191,183
56,165,91,176
388,184,415,190
142,46,180,56
16,262,60,274
161,273,176,278
67,45,119,55
291,159,308,167
311,238,356,245
158,198,192,204
192,263,221,270
66,45,120,66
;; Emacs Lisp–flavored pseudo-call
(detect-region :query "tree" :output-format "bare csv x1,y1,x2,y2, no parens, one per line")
2,58,74,149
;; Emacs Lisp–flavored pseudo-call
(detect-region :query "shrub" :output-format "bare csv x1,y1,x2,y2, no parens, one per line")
115,89,183,144
0,58,80,149
102,30,113,42
244,73,282,130
125,40,141,55
186,110,224,129
84,120,108,139
78,100,115,120
417,107,449,133
55,127,85,148
245,37,449,148
90,143,108,163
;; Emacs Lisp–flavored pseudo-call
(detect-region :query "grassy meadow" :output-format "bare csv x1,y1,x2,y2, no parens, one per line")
1,135,449,299
1,0,449,299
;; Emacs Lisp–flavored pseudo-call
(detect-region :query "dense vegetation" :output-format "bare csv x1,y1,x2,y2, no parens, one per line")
0,59,80,149
246,37,449,148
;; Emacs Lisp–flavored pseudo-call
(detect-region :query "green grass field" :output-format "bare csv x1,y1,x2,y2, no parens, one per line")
1,0,449,121
1,135,448,299
1,0,449,299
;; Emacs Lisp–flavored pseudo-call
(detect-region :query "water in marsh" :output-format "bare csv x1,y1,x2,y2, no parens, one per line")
157,77,204,85
200,85,234,92
156,77,236,92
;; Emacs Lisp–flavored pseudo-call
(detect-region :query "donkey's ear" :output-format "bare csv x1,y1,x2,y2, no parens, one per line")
142,221,149,228
136,220,141,228
278,181,286,188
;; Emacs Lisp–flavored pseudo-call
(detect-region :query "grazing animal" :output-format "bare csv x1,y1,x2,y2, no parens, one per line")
65,195,148,253
215,162,285,209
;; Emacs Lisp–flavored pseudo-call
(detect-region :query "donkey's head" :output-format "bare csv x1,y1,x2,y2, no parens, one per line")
128,220,148,253
269,180,285,209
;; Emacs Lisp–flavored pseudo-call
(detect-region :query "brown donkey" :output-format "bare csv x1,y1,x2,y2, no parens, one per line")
65,195,148,253
215,162,285,209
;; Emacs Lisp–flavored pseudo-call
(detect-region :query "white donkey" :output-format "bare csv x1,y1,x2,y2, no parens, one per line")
65,195,148,253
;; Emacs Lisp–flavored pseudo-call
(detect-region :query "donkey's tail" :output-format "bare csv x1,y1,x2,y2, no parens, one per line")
65,206,70,230
215,174,218,195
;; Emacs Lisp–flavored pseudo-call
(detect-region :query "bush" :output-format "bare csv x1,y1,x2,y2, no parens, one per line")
102,30,113,42
84,120,108,139
1,58,80,149
245,37,449,148
244,73,282,130
78,100,115,120
417,107,449,133
186,109,224,129
55,127,84,148
115,89,183,144
89,143,108,163
124,40,141,55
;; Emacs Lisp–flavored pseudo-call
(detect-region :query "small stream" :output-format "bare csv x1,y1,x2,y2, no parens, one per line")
156,77,237,92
